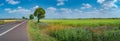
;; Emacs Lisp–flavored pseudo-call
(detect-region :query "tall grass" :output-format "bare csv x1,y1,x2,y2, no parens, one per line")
49,28,92,41
49,27,120,41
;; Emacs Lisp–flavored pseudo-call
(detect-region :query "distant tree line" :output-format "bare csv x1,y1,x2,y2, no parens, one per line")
21,7,45,23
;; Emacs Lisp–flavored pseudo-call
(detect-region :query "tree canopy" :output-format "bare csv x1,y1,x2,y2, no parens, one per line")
29,14,34,20
34,7,45,23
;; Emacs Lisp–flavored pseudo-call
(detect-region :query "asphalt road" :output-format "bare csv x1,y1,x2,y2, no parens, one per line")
0,21,29,41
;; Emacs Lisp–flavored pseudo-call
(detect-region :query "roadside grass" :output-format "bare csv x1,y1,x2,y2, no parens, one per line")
27,20,56,41
28,19,120,41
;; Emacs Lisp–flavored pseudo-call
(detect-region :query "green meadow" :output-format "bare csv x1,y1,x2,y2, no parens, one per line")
42,19,120,27
28,19,120,41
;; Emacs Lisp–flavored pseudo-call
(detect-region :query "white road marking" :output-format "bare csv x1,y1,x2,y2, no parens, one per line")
0,21,26,36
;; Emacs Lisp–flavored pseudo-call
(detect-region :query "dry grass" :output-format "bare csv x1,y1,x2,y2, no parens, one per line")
40,24,73,35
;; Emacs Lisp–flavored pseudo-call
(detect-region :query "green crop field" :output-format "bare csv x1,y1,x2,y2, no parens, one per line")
42,19,120,27
28,19,120,41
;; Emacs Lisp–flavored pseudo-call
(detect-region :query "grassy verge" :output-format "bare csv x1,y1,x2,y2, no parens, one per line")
27,20,56,41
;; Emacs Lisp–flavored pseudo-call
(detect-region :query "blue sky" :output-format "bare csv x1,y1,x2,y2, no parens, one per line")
0,0,120,18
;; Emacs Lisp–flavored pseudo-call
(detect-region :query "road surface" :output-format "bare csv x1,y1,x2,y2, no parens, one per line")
0,21,29,41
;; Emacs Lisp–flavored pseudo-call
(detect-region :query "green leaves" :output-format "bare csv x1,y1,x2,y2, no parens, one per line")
29,14,34,20
33,7,46,23
34,8,45,17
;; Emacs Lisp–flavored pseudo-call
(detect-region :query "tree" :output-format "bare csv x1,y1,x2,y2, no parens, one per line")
29,14,34,20
22,16,25,19
22,16,28,20
34,7,45,23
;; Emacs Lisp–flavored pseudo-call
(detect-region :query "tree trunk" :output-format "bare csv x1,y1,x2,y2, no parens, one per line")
37,18,40,23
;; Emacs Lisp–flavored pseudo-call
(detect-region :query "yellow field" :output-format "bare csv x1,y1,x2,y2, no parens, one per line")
0,20,17,24
4,20,17,22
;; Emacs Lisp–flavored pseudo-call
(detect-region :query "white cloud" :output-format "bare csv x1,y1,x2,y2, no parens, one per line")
46,7,60,18
74,9,83,13
6,0,20,5
5,8,11,11
46,7,57,13
18,6,22,9
97,0,118,9
57,0,68,6
60,8,72,14
33,5,39,9
97,0,105,4
5,7,32,14
45,6,120,18
4,6,120,18
81,3,92,9
4,5,41,14
45,7,84,18
47,7,57,10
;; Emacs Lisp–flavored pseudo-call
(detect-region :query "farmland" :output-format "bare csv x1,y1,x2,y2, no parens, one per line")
42,19,120,27
28,19,120,41
0,20,17,24
0,20,4,24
